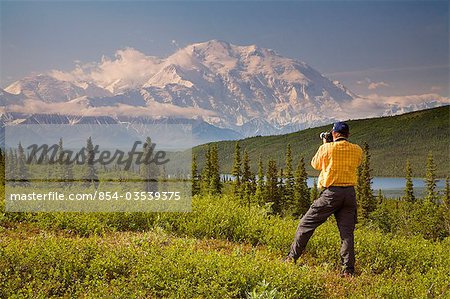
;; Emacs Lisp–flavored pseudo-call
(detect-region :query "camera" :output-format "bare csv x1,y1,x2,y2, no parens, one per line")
319,131,333,143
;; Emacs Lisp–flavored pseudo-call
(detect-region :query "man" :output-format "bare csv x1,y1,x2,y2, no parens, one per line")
285,121,363,276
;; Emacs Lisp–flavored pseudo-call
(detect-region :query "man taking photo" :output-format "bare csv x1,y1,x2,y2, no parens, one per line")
285,121,363,276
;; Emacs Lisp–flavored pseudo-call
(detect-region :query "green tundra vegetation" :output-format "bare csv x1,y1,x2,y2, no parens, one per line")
193,105,450,177
1,192,449,298
1,106,450,298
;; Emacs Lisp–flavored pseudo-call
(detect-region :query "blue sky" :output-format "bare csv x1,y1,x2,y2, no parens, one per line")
1,1,448,97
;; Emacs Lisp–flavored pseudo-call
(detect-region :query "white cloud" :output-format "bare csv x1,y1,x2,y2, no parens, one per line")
355,77,390,90
5,92,446,126
5,99,217,119
335,93,449,120
356,78,371,85
368,81,389,90
369,93,448,106
50,48,163,93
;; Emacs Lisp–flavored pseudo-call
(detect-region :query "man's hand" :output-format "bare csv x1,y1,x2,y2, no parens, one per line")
322,138,327,144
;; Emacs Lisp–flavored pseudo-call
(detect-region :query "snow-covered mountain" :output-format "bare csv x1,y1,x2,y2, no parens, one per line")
2,40,447,137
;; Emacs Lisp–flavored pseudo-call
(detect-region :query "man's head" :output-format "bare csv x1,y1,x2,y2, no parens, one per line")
332,122,350,140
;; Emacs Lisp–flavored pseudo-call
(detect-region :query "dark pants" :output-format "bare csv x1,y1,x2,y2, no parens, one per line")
288,186,357,273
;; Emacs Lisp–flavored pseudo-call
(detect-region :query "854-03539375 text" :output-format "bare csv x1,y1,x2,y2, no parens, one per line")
8,191,182,201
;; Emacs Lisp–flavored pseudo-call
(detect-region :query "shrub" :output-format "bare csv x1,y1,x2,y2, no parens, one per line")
0,231,324,298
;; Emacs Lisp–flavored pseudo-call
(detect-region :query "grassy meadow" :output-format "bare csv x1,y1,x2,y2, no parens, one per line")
1,190,449,298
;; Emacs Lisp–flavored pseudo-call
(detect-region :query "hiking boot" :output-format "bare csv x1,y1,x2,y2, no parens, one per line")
283,256,296,264
340,270,355,278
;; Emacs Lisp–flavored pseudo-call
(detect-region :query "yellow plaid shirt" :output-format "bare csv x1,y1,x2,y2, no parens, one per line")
311,139,363,189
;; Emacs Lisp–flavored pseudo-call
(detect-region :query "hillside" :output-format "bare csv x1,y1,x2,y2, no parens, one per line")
193,106,450,177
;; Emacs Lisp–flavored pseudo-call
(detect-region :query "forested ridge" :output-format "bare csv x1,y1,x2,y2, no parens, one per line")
193,106,450,177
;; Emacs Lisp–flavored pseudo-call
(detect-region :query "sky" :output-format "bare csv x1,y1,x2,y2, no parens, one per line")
0,0,448,97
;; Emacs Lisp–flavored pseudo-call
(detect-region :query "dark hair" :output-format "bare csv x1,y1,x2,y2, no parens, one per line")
335,131,349,138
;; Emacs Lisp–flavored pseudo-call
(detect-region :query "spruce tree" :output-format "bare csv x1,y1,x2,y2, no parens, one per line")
404,159,415,202
425,151,437,203
191,154,200,196
201,147,212,193
293,157,310,217
141,137,159,192
443,176,450,235
247,152,257,194
141,138,151,192
241,150,252,186
17,143,30,186
57,138,73,186
254,154,265,205
159,165,168,192
42,153,51,182
7,148,16,185
377,189,384,204
13,150,18,169
356,163,363,206
310,179,319,202
444,176,450,209
66,161,74,187
199,145,221,195
58,138,65,180
241,150,254,206
278,168,285,213
284,144,294,212
0,148,4,186
265,159,279,213
84,137,98,188
358,142,376,220
208,145,221,194
231,142,242,198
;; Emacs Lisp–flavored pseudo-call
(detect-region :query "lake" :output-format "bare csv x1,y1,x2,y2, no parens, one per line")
307,177,447,198
222,174,446,199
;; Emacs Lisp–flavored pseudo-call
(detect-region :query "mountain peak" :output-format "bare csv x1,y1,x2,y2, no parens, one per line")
1,40,361,135
6,40,444,138
192,39,231,47
186,40,277,59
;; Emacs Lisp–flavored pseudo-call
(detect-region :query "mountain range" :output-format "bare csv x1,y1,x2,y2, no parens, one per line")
1,40,448,140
